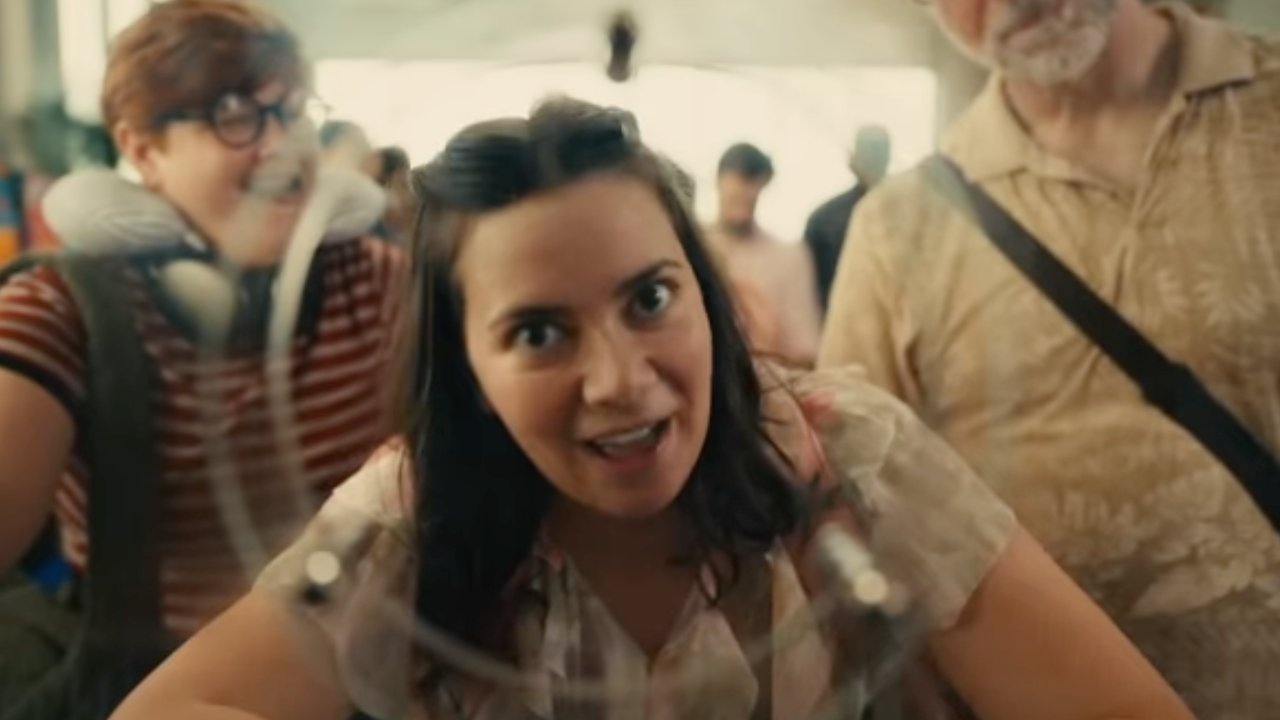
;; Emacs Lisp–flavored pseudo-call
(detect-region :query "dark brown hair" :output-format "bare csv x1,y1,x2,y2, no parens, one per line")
399,99,806,678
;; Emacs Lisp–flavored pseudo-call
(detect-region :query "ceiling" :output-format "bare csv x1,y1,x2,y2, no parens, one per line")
258,0,1280,71
262,0,946,66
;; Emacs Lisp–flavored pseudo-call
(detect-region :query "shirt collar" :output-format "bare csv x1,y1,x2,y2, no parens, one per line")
942,2,1258,183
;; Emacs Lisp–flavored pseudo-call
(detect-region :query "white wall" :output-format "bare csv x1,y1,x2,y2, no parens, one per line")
0,0,34,123
268,0,939,66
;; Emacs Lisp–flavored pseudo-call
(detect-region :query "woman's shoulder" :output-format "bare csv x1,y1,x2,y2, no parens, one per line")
768,363,1017,630
323,441,416,544
761,363,914,476
255,441,421,719
0,259,90,415
783,364,912,421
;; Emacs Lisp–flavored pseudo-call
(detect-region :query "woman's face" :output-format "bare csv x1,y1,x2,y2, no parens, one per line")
118,80,318,266
457,173,714,520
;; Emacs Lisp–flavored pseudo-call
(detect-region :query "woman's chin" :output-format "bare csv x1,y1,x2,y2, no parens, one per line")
593,485,685,521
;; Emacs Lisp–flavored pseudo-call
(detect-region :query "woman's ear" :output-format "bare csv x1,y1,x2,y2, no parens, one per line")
113,121,163,190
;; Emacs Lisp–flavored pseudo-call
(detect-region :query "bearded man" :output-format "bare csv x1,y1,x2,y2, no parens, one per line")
819,1,1280,716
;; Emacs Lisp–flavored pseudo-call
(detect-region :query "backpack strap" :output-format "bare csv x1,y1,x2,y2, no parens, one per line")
1,253,168,713
53,255,169,691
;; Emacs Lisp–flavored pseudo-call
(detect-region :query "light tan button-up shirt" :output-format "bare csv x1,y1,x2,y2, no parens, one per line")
820,5,1280,718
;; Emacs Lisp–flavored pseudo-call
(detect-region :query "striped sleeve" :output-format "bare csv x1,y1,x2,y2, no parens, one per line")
0,265,87,416
357,238,408,413
361,238,407,335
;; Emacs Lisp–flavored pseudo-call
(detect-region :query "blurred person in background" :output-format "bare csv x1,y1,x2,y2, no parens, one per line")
363,145,413,244
0,1,402,716
705,143,821,365
0,158,23,264
802,125,890,315
319,119,373,171
821,0,1280,716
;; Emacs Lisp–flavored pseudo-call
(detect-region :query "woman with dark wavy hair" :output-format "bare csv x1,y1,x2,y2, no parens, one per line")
113,99,1189,720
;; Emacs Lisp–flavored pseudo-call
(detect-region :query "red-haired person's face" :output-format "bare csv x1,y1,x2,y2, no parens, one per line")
105,0,314,266
116,81,319,267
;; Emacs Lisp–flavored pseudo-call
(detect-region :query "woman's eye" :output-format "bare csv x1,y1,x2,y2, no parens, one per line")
512,322,565,351
631,281,674,320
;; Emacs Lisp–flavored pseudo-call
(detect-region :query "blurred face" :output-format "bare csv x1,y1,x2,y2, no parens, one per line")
851,132,891,186
935,0,1117,85
118,81,319,266
328,129,373,170
715,172,770,234
457,174,714,520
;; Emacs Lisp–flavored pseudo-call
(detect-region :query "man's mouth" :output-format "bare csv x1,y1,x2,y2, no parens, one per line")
585,419,671,459
998,0,1066,42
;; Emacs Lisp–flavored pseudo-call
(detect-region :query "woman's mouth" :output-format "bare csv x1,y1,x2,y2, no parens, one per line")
586,419,671,460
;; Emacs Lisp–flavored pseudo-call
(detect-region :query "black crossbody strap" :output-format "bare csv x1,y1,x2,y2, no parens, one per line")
924,154,1280,534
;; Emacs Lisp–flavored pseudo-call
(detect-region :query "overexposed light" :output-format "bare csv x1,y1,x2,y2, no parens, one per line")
316,61,936,241
305,551,342,587
105,0,151,38
58,0,108,122
59,0,168,123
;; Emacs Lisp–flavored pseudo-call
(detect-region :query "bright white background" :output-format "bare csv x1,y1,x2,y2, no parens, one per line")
317,61,937,241
58,2,939,239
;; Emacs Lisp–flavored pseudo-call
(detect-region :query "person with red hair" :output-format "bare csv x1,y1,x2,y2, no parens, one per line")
0,2,402,715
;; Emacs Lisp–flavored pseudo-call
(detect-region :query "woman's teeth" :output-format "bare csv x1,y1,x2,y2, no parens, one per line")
591,421,666,457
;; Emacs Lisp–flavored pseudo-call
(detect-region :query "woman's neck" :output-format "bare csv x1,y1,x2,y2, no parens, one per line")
545,500,685,568
545,500,699,659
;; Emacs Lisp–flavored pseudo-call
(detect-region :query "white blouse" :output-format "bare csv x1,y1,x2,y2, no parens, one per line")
257,366,1016,719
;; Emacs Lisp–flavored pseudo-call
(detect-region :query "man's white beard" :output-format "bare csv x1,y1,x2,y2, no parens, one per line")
984,0,1117,86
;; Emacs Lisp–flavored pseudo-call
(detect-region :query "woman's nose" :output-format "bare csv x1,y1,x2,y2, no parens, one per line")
580,327,659,408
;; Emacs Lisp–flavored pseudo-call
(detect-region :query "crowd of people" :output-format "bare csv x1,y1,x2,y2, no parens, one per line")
0,0,1276,718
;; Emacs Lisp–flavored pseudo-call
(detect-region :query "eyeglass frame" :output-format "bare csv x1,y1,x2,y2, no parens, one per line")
152,90,330,149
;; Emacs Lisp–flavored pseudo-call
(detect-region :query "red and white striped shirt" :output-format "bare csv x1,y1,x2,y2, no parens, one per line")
0,238,404,636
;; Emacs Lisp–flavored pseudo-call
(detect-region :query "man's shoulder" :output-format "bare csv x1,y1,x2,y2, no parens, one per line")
1191,22,1280,102
848,166,954,244
1242,24,1280,67
813,187,858,214
1243,32,1280,94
